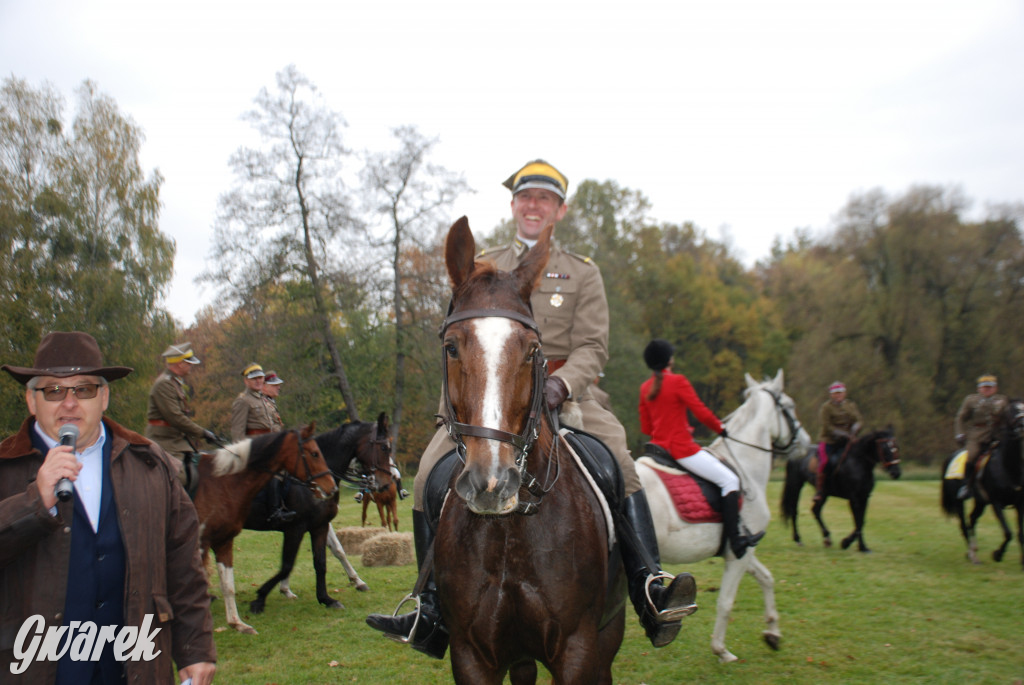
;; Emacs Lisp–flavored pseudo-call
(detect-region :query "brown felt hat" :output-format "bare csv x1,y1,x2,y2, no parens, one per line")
1,331,134,385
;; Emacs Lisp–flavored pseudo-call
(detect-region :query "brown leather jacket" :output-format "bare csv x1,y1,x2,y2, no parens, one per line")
0,417,215,683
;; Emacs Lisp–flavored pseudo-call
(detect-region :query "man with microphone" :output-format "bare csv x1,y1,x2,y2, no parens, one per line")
0,331,216,684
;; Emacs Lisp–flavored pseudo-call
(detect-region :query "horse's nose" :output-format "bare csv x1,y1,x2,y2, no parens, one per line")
454,461,521,515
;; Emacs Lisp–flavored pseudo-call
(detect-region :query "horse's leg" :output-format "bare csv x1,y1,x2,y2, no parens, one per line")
325,526,369,591
310,523,342,609
250,529,304,614
811,496,832,547
990,504,1012,563
841,497,870,552
745,552,781,651
711,556,749,662
214,542,257,634
376,498,387,528
361,496,370,527
966,500,986,564
1016,504,1024,569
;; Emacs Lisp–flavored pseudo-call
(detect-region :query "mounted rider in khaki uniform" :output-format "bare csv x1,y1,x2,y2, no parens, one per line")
955,374,1007,499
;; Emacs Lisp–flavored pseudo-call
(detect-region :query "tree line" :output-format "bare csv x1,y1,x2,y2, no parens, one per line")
2,70,1022,469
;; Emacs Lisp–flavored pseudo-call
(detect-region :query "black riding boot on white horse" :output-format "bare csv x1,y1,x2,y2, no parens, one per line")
365,510,449,659
722,490,764,559
621,491,699,647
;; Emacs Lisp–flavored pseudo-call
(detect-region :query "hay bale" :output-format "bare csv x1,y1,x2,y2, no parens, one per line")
361,532,414,567
335,526,385,555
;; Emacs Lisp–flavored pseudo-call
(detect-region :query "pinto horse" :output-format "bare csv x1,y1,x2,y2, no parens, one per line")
781,428,900,552
432,217,624,684
941,399,1024,567
245,417,390,614
637,370,811,663
194,424,337,634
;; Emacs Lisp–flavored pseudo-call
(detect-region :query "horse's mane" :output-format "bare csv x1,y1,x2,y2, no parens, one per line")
315,421,370,472
723,382,769,428
210,430,289,476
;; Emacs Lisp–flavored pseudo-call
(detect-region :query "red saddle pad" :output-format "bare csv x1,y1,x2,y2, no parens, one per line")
652,468,722,524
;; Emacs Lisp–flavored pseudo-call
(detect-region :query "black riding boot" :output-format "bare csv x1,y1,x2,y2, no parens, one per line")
722,491,764,559
620,491,698,648
267,476,297,524
365,510,449,659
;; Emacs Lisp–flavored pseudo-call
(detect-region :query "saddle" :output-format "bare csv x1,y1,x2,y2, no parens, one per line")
639,443,735,524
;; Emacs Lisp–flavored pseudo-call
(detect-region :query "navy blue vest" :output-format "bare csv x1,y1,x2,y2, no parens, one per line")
33,427,127,684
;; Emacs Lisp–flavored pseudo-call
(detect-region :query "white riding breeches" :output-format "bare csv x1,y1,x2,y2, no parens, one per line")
676,448,739,495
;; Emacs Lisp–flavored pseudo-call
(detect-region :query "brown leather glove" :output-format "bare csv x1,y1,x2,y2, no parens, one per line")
544,376,569,411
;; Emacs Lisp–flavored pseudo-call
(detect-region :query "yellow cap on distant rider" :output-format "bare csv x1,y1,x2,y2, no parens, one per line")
977,374,997,387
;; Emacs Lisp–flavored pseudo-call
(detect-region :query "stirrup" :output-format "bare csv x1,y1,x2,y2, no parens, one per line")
382,593,424,645
646,572,698,623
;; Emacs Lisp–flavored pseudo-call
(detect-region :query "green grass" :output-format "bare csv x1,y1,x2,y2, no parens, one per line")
205,479,1024,684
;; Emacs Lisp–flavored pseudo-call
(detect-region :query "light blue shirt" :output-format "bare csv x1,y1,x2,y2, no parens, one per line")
36,422,107,532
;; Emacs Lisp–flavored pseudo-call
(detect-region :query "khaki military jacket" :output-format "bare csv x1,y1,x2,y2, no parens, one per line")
818,398,863,444
265,396,284,431
955,392,1008,445
478,238,608,401
230,389,275,442
145,370,206,457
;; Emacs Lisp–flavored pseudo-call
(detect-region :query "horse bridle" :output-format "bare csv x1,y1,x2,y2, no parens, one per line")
360,424,396,492
437,304,550,488
874,435,900,470
288,429,334,494
723,389,804,457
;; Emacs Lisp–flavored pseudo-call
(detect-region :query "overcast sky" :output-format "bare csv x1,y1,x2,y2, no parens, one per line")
3,0,1022,326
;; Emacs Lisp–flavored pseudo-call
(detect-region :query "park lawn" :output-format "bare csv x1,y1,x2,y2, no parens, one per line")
206,478,1024,684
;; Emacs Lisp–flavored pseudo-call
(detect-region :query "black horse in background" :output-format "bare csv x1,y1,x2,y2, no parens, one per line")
246,413,392,613
941,399,1024,567
781,428,901,552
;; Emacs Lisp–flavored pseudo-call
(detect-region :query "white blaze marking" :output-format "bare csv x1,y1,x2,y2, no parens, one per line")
473,318,514,471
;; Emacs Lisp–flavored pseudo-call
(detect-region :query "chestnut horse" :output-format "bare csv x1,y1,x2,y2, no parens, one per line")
432,217,624,684
195,424,337,634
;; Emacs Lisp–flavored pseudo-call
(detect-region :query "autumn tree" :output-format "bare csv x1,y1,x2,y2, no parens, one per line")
361,126,468,457
201,65,366,421
0,76,176,431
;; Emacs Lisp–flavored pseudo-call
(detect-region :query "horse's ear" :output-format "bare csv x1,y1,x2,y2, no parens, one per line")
301,422,315,438
745,372,758,389
513,224,552,300
377,411,389,433
446,216,476,290
773,368,785,389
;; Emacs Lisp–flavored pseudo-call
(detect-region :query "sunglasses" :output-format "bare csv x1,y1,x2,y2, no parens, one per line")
34,383,102,402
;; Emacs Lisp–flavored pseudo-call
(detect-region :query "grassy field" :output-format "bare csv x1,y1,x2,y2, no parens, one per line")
205,478,1024,684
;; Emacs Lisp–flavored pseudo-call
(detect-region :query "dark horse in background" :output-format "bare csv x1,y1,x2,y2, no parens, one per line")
245,414,392,613
941,399,1024,567
431,218,625,683
782,428,901,552
359,423,400,530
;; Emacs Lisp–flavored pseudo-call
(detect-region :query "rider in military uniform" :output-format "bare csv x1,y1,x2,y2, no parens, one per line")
814,380,863,501
955,373,1008,498
231,363,295,523
367,159,697,657
263,370,285,431
145,342,217,490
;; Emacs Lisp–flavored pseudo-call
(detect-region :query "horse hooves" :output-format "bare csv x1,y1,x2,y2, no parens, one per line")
249,601,265,614
763,632,781,651
324,600,344,609
993,551,1004,563
355,583,370,592
234,624,258,635
823,539,833,548
716,651,739,664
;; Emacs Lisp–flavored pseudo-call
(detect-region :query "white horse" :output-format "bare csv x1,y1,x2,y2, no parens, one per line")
636,370,811,663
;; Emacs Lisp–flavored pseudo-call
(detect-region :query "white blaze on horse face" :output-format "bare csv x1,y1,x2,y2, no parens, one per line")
473,317,516,471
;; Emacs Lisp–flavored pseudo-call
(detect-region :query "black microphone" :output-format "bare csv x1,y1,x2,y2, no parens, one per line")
54,424,79,502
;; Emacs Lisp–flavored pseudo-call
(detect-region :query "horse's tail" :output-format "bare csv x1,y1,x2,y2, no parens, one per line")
780,457,804,523
939,455,960,517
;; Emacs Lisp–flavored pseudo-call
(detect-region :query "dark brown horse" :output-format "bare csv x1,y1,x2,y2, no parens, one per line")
195,423,337,634
246,417,391,614
781,428,901,552
432,217,624,684
941,399,1024,566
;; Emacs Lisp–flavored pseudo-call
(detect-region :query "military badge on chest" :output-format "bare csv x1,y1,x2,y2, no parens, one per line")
546,272,569,308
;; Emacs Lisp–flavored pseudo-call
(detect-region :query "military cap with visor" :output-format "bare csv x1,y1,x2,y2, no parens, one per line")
503,159,569,200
